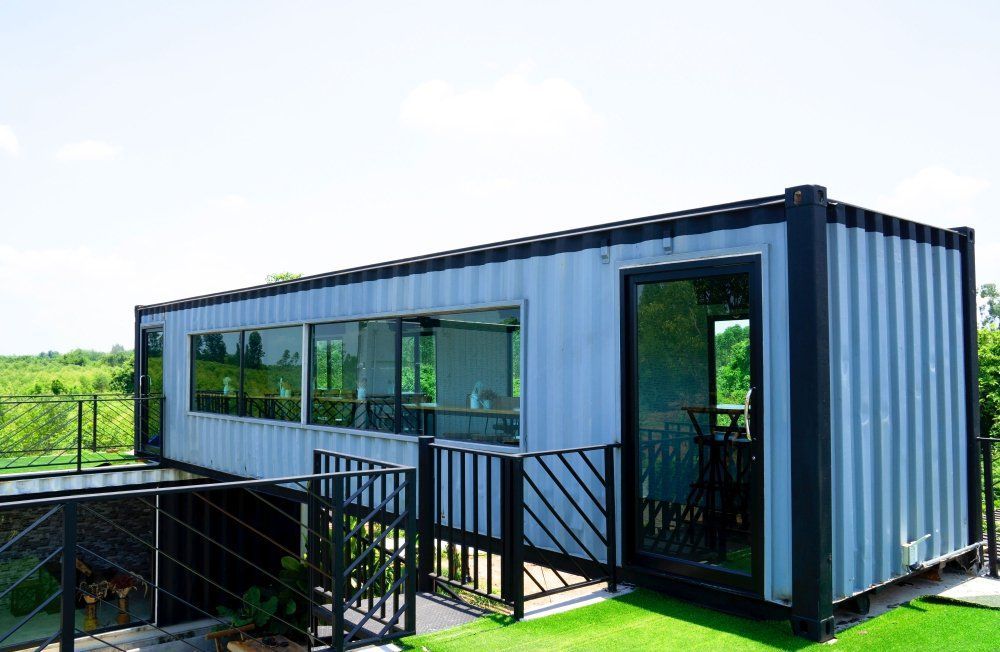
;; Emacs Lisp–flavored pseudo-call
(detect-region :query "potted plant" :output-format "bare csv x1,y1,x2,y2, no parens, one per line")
78,579,109,631
108,573,147,625
479,389,498,410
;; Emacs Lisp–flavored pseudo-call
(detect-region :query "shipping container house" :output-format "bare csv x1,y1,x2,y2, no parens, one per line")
133,184,982,641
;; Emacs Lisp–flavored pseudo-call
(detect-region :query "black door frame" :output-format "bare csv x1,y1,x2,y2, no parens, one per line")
137,325,163,455
620,255,765,595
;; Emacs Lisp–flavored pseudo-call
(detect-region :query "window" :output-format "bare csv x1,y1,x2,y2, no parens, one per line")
190,306,523,443
190,326,303,422
309,320,398,433
308,307,521,444
191,331,241,416
242,327,303,422
403,309,520,444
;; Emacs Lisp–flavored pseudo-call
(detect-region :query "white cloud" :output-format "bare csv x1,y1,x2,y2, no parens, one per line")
0,124,19,156
399,70,604,148
0,245,138,353
54,140,121,162
876,166,990,224
209,194,251,211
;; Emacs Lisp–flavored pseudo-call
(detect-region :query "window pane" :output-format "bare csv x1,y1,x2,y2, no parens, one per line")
191,331,241,415
404,308,520,445
243,326,303,422
309,320,398,433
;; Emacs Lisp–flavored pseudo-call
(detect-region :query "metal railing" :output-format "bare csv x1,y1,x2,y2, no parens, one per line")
0,395,163,475
311,451,415,648
413,437,618,619
981,436,999,578
0,465,416,652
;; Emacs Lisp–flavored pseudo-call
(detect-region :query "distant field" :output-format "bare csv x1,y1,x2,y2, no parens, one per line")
0,348,133,396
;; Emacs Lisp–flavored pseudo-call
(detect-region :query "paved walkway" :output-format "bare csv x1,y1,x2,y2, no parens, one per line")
833,569,1000,632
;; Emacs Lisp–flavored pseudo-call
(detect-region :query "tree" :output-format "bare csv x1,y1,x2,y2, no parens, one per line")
199,333,228,362
245,332,264,369
265,272,302,283
715,324,751,405
980,284,1000,329
109,352,135,393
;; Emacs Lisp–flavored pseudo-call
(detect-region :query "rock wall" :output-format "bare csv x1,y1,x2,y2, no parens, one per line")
0,498,155,592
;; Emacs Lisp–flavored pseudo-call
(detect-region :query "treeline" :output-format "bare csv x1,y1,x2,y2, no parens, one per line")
0,346,134,396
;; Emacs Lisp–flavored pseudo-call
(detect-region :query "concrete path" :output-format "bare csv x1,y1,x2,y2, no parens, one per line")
833,569,1000,632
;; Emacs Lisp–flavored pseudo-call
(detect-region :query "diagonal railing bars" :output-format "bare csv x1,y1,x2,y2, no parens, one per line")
981,435,999,578
0,466,416,652
0,395,163,475
392,438,619,621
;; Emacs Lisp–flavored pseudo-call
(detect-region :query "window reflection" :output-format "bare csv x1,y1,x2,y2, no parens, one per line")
242,326,303,422
191,331,241,415
309,320,398,433
402,309,520,444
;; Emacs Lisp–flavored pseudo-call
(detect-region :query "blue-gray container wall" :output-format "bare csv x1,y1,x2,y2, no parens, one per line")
141,219,796,604
139,204,974,608
827,219,969,601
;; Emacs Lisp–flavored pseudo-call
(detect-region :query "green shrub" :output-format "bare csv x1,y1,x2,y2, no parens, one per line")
9,568,60,617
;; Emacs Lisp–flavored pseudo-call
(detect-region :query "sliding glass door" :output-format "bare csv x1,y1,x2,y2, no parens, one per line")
622,257,764,592
137,327,163,454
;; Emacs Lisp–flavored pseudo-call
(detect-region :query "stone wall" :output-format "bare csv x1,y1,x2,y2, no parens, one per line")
0,498,155,593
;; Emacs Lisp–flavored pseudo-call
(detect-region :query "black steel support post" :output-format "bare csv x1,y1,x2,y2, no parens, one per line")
417,436,436,592
330,476,346,652
604,445,618,593
60,503,77,652
133,308,142,453
91,395,98,452
954,227,984,550
76,401,83,473
307,458,320,639
785,184,834,642
499,456,513,604
404,468,418,633
510,456,525,620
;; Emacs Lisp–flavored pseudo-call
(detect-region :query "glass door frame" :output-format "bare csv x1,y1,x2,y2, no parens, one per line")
620,255,765,594
137,325,163,456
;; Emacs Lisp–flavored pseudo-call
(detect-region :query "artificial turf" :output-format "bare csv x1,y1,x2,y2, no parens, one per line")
0,450,139,475
399,588,997,652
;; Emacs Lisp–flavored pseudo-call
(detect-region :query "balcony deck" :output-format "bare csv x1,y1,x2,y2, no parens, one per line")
0,394,162,478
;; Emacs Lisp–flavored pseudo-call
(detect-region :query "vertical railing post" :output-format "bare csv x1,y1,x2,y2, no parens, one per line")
404,468,418,633
604,445,619,593
417,436,435,592
159,396,165,456
984,438,998,578
76,401,83,473
306,462,319,641
509,456,525,620
499,456,512,603
330,474,345,652
91,395,98,452
60,502,77,652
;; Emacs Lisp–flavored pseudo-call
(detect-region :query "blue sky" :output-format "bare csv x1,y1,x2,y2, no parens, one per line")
1,1,998,354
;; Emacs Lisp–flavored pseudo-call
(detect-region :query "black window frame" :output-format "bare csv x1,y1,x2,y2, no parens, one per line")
189,325,304,423
188,306,522,442
306,306,522,443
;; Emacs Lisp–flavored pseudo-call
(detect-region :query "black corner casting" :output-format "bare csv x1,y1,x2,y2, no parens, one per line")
785,184,828,208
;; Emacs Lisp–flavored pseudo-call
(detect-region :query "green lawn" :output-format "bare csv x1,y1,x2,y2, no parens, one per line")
0,450,141,475
400,589,997,652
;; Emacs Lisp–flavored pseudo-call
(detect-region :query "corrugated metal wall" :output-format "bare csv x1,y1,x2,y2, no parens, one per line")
827,219,968,601
141,220,794,603
0,468,200,498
